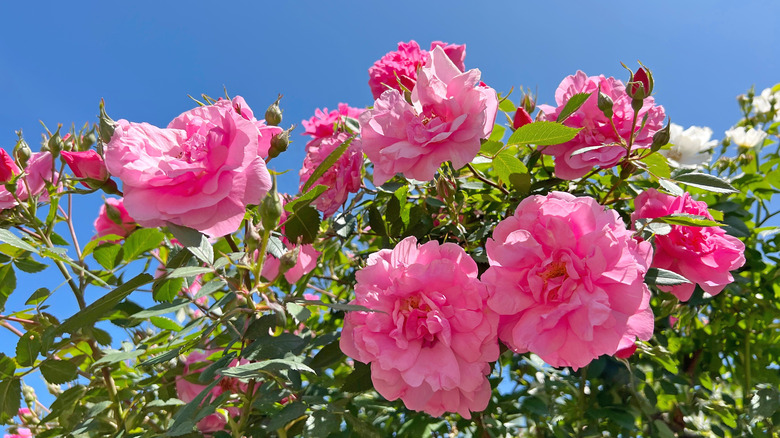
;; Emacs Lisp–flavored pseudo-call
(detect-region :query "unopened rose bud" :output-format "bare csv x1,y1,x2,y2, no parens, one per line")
512,107,533,129
651,120,672,152
597,86,614,119
260,175,282,231
435,175,456,204
99,99,116,144
245,223,262,253
13,138,31,169
105,201,124,225
521,91,536,114
265,94,283,126
268,128,291,159
278,246,300,276
80,131,97,151
48,131,64,158
624,63,654,101
22,384,35,404
619,163,637,179
4,180,17,193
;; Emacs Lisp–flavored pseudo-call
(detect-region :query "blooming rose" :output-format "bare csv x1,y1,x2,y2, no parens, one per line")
360,46,498,185
482,192,654,369
539,71,666,180
260,194,321,283
340,236,499,418
104,97,272,237
3,428,31,438
214,96,282,157
94,197,136,241
368,41,467,99
752,86,780,118
302,103,364,139
61,150,109,188
631,189,746,301
299,132,363,217
0,151,57,212
660,123,716,169
725,126,768,150
175,351,247,434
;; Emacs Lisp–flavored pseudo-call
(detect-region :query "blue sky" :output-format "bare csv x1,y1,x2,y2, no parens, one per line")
1,0,779,425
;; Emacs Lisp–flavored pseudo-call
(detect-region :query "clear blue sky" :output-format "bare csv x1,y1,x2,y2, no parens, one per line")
1,0,778,424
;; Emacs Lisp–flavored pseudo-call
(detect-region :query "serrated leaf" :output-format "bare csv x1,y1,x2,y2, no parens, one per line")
645,268,691,286
301,136,355,193
556,92,591,123
266,235,285,258
479,140,504,156
167,223,214,265
43,385,86,423
493,149,528,185
284,205,321,245
122,228,164,261
82,234,124,257
132,299,190,319
367,206,386,237
0,264,16,311
644,221,672,236
16,332,41,367
193,279,226,300
655,213,722,227
167,266,213,278
93,243,122,270
150,316,183,331
286,302,311,324
641,153,671,179
659,178,684,196
56,273,153,335
40,359,78,384
507,121,581,146
266,402,307,431
285,185,329,213
218,358,314,380
674,172,739,194
333,213,357,239
0,354,15,379
309,340,344,369
301,300,376,313
13,257,47,273
341,362,372,393
25,288,51,306
0,378,21,422
139,347,182,367
498,98,516,113
153,277,185,303
0,229,36,253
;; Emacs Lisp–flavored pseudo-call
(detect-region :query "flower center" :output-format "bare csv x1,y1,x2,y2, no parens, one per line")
392,293,450,347
540,260,568,301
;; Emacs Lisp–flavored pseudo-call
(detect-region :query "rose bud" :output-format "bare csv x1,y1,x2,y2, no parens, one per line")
512,107,533,129
61,150,109,189
265,94,283,126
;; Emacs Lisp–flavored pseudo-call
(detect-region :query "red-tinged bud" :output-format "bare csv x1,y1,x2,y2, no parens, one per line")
61,150,109,189
520,88,537,113
512,107,533,130
624,62,654,100
0,149,21,183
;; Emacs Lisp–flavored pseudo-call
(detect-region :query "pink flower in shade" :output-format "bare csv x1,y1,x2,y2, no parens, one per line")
214,96,282,157
482,192,654,370
3,428,31,438
93,197,136,241
538,71,666,180
368,41,467,99
0,151,57,212
340,236,499,418
302,104,364,139
104,97,272,237
175,351,248,434
61,150,109,188
631,189,746,301
360,46,498,186
298,132,363,218
260,194,321,283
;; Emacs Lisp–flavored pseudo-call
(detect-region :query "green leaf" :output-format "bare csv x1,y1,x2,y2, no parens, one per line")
13,257,47,273
640,153,671,179
341,361,372,393
655,213,723,227
198,353,236,383
15,331,41,367
266,402,307,431
122,228,164,261
309,340,345,369
556,92,591,123
0,229,36,253
301,135,355,193
25,288,51,306
153,277,185,303
507,121,581,146
139,347,182,367
167,266,213,278
488,124,506,142
0,378,21,422
150,316,183,332
266,235,285,258
301,299,375,313
56,273,153,335
653,420,675,438
498,98,516,113
493,149,528,185
284,205,321,245
132,299,190,318
218,358,315,380
43,385,86,423
167,223,214,265
0,354,16,379
333,213,357,239
645,268,691,286
285,185,328,213
674,172,739,194
93,243,122,270
0,264,16,311
193,279,226,300
81,234,124,257
166,379,221,436
244,333,306,361
479,140,504,156
40,359,79,384
367,206,387,237
286,302,310,324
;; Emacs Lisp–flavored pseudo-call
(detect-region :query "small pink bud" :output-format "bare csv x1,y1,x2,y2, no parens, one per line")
512,107,533,130
61,150,109,188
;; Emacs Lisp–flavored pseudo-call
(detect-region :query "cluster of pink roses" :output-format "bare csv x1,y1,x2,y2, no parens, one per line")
0,149,57,213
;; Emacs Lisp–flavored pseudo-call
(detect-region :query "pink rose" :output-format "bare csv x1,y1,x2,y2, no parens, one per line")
104,97,272,237
0,151,57,212
298,132,363,218
214,96,282,157
360,46,498,185
302,103,364,139
61,150,109,188
631,189,746,301
340,237,499,418
368,41,467,99
93,197,136,241
175,351,246,434
538,71,666,179
482,192,654,369
3,428,31,438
